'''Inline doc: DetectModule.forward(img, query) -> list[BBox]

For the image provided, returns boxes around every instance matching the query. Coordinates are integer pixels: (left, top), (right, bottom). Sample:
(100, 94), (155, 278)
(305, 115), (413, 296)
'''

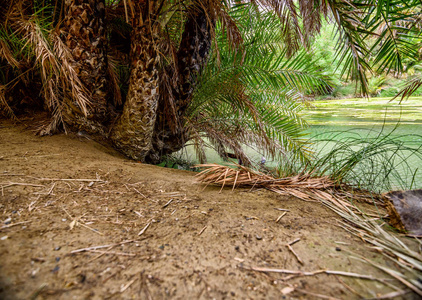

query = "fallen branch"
(79, 222), (103, 236)
(241, 265), (388, 282)
(287, 238), (301, 246)
(86, 249), (136, 257)
(120, 278), (137, 293)
(287, 244), (303, 265)
(1, 221), (31, 230)
(0, 174), (25, 176)
(63, 206), (103, 236)
(30, 177), (105, 182)
(366, 290), (411, 300)
(0, 182), (45, 187)
(275, 212), (287, 223)
(70, 240), (138, 254)
(352, 256), (422, 297)
(162, 199), (173, 208)
(87, 246), (114, 263)
(286, 238), (303, 264)
(132, 187), (147, 198)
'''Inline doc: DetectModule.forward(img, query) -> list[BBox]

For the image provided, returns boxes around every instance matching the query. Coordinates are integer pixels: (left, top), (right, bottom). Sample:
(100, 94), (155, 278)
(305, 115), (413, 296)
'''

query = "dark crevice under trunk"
(146, 5), (214, 163)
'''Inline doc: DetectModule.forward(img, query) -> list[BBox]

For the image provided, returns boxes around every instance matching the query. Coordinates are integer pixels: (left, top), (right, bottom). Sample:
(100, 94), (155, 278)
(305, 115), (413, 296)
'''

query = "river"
(303, 97), (422, 191)
(178, 97), (422, 191)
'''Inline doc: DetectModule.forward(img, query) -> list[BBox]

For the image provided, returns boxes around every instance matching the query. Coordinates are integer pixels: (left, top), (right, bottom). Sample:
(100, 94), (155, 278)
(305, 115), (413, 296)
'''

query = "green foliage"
(187, 5), (334, 164)
(310, 1), (422, 99)
(329, 83), (359, 99)
(156, 154), (195, 170)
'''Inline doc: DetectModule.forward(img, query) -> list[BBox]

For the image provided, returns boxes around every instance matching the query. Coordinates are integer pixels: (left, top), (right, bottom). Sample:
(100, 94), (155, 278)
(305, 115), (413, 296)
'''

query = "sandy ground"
(0, 118), (420, 299)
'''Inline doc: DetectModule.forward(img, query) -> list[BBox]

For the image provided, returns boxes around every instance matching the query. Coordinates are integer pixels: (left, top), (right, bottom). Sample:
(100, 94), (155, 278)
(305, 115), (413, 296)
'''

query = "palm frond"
(367, 0), (422, 75)
(0, 39), (20, 69)
(2, 2), (93, 133)
(185, 6), (332, 164)
(395, 77), (422, 101)
(15, 19), (62, 113)
(326, 0), (372, 95)
(107, 53), (122, 106)
(0, 84), (17, 119)
(51, 32), (90, 116)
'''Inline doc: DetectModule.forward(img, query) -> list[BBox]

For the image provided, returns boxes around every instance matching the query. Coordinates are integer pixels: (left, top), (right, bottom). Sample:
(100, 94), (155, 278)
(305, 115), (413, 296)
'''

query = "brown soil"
(0, 119), (419, 299)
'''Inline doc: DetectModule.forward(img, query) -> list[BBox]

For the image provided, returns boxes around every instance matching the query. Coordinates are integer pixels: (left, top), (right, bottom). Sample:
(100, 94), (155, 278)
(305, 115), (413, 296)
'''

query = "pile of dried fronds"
(196, 163), (336, 190)
(195, 163), (381, 210)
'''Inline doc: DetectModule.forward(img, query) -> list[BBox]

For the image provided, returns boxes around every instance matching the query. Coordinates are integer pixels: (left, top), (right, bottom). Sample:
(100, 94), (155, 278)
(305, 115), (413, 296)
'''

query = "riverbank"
(1, 119), (420, 299)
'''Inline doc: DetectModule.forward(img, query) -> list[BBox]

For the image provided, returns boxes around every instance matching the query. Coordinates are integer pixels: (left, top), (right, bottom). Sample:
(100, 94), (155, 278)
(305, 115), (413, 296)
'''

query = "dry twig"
(86, 249), (136, 257)
(286, 244), (303, 265)
(138, 222), (151, 236)
(70, 240), (138, 254)
(241, 265), (388, 283)
(120, 278), (137, 293)
(162, 199), (173, 208)
(1, 221), (31, 230)
(275, 212), (287, 223)
(198, 226), (207, 236)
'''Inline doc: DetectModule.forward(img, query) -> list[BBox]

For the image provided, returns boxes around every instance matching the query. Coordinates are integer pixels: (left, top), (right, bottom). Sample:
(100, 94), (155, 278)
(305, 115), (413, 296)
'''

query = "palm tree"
(60, 0), (110, 134)
(111, 1), (217, 162)
(110, 0), (162, 161)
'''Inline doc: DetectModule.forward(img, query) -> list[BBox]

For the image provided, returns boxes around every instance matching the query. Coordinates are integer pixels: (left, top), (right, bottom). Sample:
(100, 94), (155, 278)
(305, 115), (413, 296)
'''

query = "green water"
(304, 97), (422, 144)
(303, 97), (422, 191)
(305, 97), (422, 127)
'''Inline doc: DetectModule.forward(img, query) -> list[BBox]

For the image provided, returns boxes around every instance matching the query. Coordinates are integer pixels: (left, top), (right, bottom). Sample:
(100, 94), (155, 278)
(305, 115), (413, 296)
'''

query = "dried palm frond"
(36, 105), (65, 136)
(51, 33), (90, 117)
(190, 128), (207, 164)
(0, 39), (20, 68)
(0, 85), (17, 119)
(196, 163), (337, 196)
(195, 164), (390, 208)
(217, 7), (243, 51)
(16, 19), (59, 82)
(394, 78), (422, 102)
(9, 13), (92, 134)
(323, 197), (422, 295)
(9, 19), (64, 133)
(196, 163), (390, 215)
(107, 54), (122, 106)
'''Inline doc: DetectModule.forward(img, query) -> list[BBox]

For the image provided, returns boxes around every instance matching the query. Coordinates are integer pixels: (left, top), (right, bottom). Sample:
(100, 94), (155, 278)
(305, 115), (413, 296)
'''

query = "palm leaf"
(186, 6), (331, 164)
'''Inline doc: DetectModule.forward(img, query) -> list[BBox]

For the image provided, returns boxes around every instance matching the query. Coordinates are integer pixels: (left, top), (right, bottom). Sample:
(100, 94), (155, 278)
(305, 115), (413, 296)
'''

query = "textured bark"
(146, 5), (213, 163)
(110, 1), (160, 161)
(61, 0), (109, 133)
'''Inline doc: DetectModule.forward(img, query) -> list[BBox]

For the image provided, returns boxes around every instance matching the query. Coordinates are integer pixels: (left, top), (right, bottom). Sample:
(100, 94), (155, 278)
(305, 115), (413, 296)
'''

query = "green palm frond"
(249, 0), (421, 97)
(366, 0), (422, 75)
(328, 0), (421, 95)
(325, 0), (373, 95)
(186, 5), (331, 164)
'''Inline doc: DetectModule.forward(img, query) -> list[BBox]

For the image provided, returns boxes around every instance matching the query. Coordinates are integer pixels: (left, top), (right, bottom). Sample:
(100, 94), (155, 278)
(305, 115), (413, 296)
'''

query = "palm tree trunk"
(110, 1), (160, 161)
(146, 5), (213, 163)
(60, 0), (109, 133)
